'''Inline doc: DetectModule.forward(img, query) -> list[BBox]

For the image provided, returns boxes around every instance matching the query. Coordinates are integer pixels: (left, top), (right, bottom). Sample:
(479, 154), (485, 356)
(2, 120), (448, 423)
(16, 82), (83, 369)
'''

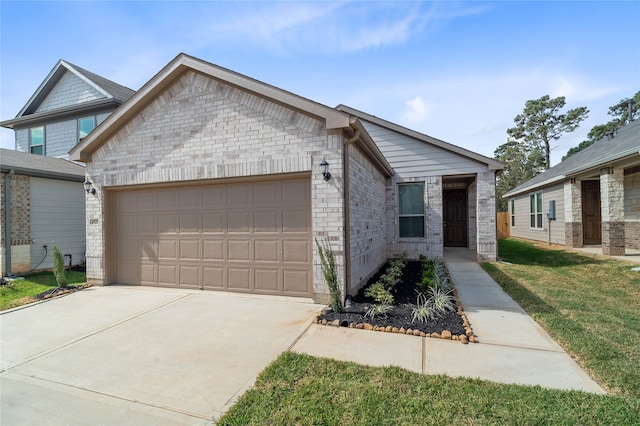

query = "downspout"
(4, 170), (14, 277)
(343, 123), (360, 298)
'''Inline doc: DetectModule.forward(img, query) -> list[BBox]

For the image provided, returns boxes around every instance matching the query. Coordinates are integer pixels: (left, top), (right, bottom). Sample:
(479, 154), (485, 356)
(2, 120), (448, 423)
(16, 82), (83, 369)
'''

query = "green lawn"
(483, 238), (640, 400)
(0, 271), (87, 311)
(219, 238), (640, 424)
(218, 352), (638, 426)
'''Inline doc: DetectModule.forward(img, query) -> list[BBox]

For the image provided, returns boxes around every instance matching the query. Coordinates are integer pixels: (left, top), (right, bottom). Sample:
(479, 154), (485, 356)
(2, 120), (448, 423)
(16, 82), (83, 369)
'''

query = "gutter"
(0, 98), (121, 129)
(0, 165), (84, 182)
(4, 170), (14, 277)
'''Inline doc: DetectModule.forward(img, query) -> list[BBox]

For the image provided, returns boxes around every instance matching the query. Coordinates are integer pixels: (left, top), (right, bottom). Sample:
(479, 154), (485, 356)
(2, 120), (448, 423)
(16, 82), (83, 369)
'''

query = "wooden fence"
(497, 211), (510, 240)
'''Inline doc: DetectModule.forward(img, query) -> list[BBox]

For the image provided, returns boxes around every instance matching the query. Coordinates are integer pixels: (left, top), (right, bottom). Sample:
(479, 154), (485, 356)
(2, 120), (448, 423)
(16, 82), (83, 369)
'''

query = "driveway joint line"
(469, 341), (565, 353)
(5, 293), (192, 370)
(5, 370), (212, 421)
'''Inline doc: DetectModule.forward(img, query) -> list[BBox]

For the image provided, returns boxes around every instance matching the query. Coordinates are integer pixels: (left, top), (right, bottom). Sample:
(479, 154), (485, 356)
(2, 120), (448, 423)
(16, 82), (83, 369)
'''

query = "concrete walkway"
(292, 248), (604, 394)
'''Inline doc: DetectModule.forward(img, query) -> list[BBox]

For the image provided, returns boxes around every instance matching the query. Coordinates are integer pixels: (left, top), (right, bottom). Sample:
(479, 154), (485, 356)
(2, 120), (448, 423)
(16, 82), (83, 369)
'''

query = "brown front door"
(443, 189), (467, 247)
(582, 180), (601, 245)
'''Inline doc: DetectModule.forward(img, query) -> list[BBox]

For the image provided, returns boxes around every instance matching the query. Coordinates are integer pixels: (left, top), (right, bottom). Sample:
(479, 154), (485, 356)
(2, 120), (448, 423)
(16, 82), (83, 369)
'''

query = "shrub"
(52, 246), (67, 288)
(429, 286), (456, 315)
(365, 282), (394, 305)
(315, 237), (342, 313)
(364, 303), (392, 319)
(378, 252), (407, 290)
(412, 292), (437, 323)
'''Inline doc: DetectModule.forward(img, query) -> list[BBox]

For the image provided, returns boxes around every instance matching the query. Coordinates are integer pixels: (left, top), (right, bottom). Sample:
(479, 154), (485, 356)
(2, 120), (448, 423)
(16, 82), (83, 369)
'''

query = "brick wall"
(476, 171), (497, 261)
(0, 173), (31, 275)
(624, 171), (640, 249)
(37, 71), (103, 112)
(85, 70), (346, 301)
(348, 143), (387, 295)
(386, 175), (443, 259)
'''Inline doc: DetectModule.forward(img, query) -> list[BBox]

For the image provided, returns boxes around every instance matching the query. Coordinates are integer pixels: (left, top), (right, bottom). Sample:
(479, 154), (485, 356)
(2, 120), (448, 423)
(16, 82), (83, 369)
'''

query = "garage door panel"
(203, 267), (225, 289)
(228, 240), (251, 261)
(203, 212), (224, 233)
(228, 268), (251, 290)
(255, 240), (279, 262)
(283, 270), (310, 294)
(179, 266), (200, 287)
(227, 212), (251, 233)
(203, 240), (225, 261)
(158, 240), (177, 260)
(179, 240), (200, 260)
(255, 269), (279, 293)
(254, 210), (279, 233)
(283, 240), (310, 263)
(113, 177), (311, 297)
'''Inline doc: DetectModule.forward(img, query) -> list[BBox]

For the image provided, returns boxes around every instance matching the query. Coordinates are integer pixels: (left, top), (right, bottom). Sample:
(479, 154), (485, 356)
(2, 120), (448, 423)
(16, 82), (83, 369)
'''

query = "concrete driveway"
(1, 286), (323, 425)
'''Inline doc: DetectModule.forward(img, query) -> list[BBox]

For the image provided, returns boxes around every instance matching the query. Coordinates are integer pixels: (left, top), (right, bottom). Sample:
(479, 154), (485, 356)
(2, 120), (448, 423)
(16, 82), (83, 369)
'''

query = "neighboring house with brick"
(70, 53), (503, 303)
(504, 118), (640, 256)
(1, 148), (86, 276)
(1, 59), (134, 159)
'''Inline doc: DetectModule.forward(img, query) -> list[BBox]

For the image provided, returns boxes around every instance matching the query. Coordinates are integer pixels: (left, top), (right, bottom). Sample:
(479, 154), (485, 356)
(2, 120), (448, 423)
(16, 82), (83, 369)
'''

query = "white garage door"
(112, 177), (312, 297)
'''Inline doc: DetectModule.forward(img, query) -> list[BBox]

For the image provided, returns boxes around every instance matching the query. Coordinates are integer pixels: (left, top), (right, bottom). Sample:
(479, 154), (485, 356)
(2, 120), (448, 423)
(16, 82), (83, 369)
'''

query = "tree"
(494, 138), (545, 211)
(507, 95), (589, 169)
(563, 91), (640, 160)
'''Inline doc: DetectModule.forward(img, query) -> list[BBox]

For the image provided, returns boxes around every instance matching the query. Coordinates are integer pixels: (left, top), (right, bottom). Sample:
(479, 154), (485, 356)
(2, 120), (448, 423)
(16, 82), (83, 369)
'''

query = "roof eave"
(350, 118), (395, 178)
(71, 53), (352, 162)
(1, 98), (121, 129)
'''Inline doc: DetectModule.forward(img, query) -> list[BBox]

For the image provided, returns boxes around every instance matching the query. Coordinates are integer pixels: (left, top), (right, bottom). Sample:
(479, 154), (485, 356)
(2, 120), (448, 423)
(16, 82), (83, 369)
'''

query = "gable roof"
(504, 118), (640, 198)
(0, 60), (134, 129)
(70, 53), (353, 162)
(0, 148), (85, 181)
(336, 105), (504, 171)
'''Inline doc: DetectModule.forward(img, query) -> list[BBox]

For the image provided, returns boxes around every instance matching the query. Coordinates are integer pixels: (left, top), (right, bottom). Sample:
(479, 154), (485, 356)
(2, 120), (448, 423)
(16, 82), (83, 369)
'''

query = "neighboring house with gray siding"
(1, 148), (86, 276)
(69, 54), (503, 303)
(1, 59), (134, 159)
(504, 118), (640, 256)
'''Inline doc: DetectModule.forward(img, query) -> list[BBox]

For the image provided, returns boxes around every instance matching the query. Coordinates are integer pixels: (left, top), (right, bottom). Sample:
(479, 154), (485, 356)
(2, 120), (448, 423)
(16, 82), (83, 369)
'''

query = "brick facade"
(601, 167), (625, 255)
(348, 143), (387, 294)
(0, 173), (31, 275)
(563, 179), (583, 247)
(476, 171), (497, 261)
(85, 70), (346, 301)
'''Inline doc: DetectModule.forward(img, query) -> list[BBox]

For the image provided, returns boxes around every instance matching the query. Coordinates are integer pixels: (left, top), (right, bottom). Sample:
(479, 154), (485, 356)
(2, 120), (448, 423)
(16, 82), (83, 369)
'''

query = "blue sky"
(1, 1), (639, 165)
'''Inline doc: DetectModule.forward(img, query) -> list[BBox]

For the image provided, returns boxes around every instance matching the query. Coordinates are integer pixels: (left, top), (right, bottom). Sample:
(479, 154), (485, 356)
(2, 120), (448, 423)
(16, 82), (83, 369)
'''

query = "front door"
(443, 189), (467, 247)
(582, 180), (602, 245)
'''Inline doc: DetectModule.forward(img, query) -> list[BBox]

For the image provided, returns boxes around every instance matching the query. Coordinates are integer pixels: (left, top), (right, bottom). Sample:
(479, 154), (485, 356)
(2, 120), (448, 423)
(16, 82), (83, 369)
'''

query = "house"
(504, 118), (640, 255)
(1, 148), (86, 276)
(69, 53), (502, 303)
(1, 59), (134, 159)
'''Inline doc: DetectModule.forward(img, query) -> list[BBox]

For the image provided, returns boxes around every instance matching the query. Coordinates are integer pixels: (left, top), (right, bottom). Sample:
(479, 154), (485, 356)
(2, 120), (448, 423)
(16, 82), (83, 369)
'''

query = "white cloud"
(402, 96), (433, 122)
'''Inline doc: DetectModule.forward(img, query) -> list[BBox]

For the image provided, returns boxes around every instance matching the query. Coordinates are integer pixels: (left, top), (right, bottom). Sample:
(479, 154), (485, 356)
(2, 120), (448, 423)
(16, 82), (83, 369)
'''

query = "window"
(510, 199), (515, 227)
(78, 116), (96, 140)
(29, 126), (44, 155)
(529, 192), (543, 229)
(398, 183), (425, 238)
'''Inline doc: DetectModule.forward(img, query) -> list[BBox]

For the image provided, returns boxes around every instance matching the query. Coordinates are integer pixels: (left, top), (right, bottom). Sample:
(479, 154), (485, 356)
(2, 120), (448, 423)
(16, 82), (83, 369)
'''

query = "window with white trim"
(78, 116), (96, 140)
(398, 183), (425, 238)
(529, 192), (543, 229)
(29, 126), (44, 155)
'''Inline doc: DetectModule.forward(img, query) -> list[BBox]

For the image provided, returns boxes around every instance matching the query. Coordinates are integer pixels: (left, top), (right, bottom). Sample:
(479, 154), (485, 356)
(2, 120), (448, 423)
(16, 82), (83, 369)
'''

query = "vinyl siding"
(36, 71), (104, 113)
(361, 120), (488, 178)
(30, 177), (86, 270)
(510, 183), (566, 245)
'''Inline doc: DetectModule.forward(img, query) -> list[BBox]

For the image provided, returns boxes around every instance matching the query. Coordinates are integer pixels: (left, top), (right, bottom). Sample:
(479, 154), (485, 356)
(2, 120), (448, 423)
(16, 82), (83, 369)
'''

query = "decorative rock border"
(313, 261), (478, 345)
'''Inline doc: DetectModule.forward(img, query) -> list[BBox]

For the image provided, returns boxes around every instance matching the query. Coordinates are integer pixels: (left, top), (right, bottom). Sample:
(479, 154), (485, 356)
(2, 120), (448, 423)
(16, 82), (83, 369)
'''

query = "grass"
(218, 352), (638, 425)
(483, 239), (640, 401)
(219, 238), (640, 424)
(0, 270), (87, 311)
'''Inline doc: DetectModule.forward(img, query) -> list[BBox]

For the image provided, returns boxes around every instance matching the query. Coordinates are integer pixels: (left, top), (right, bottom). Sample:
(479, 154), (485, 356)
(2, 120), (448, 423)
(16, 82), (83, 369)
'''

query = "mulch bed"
(36, 284), (92, 300)
(316, 261), (476, 344)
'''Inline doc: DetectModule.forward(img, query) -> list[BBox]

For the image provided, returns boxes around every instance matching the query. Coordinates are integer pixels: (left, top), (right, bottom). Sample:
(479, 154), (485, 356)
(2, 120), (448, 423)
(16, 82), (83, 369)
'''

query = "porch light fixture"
(83, 178), (96, 195)
(320, 160), (331, 181)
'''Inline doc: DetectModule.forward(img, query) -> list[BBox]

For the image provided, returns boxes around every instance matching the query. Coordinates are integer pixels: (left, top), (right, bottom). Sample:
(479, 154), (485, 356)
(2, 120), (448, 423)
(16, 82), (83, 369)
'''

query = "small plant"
(412, 292), (437, 323)
(429, 286), (456, 316)
(315, 237), (342, 313)
(378, 252), (407, 291)
(365, 282), (394, 305)
(364, 303), (392, 319)
(52, 246), (67, 288)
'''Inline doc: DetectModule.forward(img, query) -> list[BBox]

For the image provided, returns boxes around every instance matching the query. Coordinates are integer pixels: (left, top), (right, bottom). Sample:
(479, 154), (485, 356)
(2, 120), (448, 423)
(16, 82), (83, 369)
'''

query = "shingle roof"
(0, 148), (85, 181)
(504, 119), (640, 197)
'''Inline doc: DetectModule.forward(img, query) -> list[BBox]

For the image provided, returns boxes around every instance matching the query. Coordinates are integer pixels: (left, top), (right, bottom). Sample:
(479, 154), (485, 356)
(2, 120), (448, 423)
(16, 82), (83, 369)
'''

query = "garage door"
(112, 177), (312, 297)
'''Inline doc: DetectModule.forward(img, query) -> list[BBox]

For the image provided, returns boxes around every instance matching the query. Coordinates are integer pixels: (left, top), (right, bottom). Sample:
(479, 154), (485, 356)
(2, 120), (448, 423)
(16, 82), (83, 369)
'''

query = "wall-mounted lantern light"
(83, 178), (96, 195)
(320, 160), (331, 181)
